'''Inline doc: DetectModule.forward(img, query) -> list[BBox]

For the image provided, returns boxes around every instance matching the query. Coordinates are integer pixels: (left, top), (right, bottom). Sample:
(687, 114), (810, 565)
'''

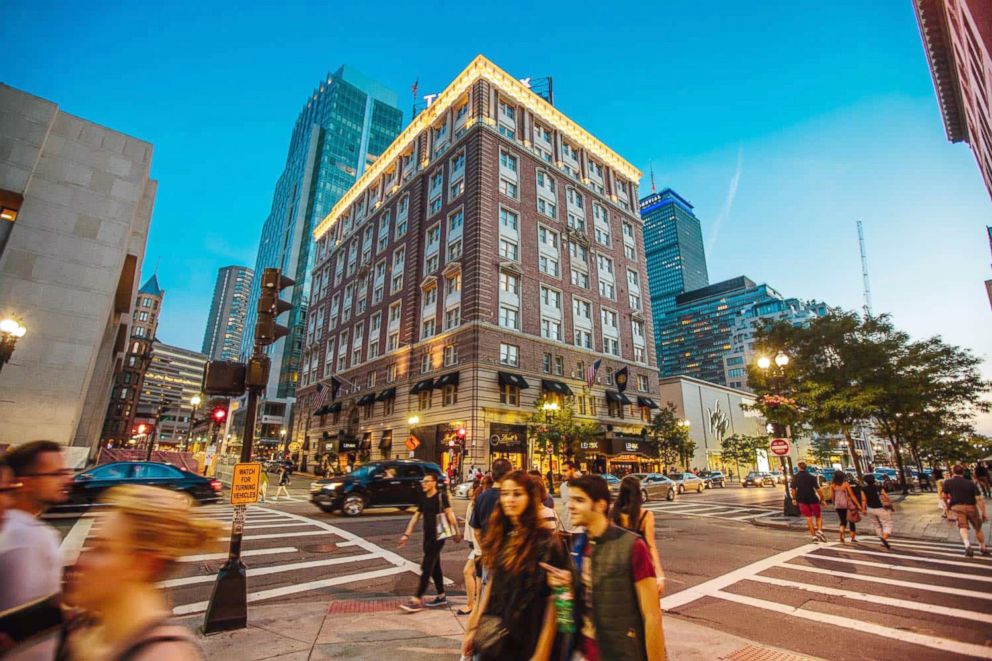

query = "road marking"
(59, 516), (94, 565)
(860, 537), (975, 553)
(159, 552), (380, 588)
(662, 543), (821, 611)
(871, 541), (992, 562)
(221, 530), (332, 542)
(813, 546), (992, 569)
(172, 565), (409, 615)
(178, 547), (298, 562)
(711, 589), (992, 659)
(230, 522), (318, 530)
(793, 554), (992, 582)
(774, 563), (992, 600)
(746, 574), (992, 623)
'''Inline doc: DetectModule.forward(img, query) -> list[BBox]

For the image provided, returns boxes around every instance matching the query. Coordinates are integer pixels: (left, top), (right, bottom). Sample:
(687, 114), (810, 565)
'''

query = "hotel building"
(295, 56), (661, 473)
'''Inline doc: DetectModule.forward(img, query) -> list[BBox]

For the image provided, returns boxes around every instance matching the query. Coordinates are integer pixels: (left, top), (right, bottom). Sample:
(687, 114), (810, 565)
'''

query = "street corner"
(315, 597), (466, 646)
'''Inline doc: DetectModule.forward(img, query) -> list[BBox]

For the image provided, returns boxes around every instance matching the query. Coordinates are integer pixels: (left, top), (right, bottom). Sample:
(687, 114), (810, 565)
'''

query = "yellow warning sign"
(230, 463), (261, 505)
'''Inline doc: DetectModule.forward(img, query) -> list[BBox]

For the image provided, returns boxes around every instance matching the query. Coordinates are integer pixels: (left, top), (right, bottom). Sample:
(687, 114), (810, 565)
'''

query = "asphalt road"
(49, 478), (992, 659)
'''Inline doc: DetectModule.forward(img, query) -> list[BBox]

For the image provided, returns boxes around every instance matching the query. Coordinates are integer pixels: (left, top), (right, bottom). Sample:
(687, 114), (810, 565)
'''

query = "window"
(543, 353), (552, 373)
(499, 270), (519, 295)
(444, 306), (461, 329)
(536, 170), (557, 193)
(632, 319), (645, 339)
(447, 239), (462, 261)
(499, 208), (518, 231)
(443, 384), (458, 406)
(500, 151), (518, 172)
(423, 285), (437, 307)
(421, 352), (433, 374)
(567, 212), (585, 232)
(597, 254), (614, 275)
(499, 238), (518, 261)
(572, 298), (592, 320)
(499, 101), (515, 121)
(634, 346), (646, 363)
(499, 306), (519, 330)
(418, 390), (432, 410)
(448, 210), (464, 233)
(540, 286), (561, 309)
(444, 345), (458, 366)
(539, 255), (559, 277)
(388, 301), (402, 324)
(627, 269), (640, 288)
(601, 309), (618, 328)
(368, 371), (377, 389)
(425, 254), (439, 273)
(537, 198), (556, 219)
(500, 178), (518, 199)
(450, 151), (465, 175)
(628, 293), (641, 310)
(599, 280), (615, 300)
(427, 224), (441, 246)
(499, 343), (519, 366)
(574, 329), (593, 349)
(422, 318), (436, 339)
(554, 355), (564, 376)
(387, 363), (397, 382)
(595, 226), (611, 247)
(500, 384), (520, 406)
(571, 269), (589, 289)
(387, 331), (399, 351)
(603, 337), (620, 356)
(624, 243), (636, 260)
(445, 272), (461, 296)
(541, 318), (562, 341)
(637, 374), (649, 392)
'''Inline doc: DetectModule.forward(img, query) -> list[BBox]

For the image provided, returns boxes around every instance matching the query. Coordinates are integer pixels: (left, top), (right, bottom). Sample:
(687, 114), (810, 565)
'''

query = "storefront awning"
(497, 372), (530, 389)
(410, 379), (434, 394)
(312, 405), (330, 417)
(541, 379), (573, 396)
(433, 372), (460, 388)
(376, 387), (396, 401)
(637, 396), (659, 409)
(327, 402), (343, 414)
(355, 394), (376, 406)
(606, 390), (632, 405)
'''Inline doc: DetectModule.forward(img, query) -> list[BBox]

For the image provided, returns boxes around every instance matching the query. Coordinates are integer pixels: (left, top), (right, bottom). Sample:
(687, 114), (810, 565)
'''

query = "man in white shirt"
(0, 441), (72, 660)
(558, 461), (583, 532)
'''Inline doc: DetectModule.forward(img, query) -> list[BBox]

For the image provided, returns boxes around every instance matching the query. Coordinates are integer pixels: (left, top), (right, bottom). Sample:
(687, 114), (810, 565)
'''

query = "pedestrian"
(458, 481), (482, 616)
(862, 474), (893, 549)
(58, 485), (222, 660)
(258, 461), (269, 503)
(461, 471), (569, 660)
(830, 471), (864, 544)
(399, 472), (461, 612)
(558, 461), (582, 533)
(791, 462), (825, 542)
(528, 469), (558, 529)
(545, 474), (666, 661)
(934, 468), (953, 523)
(0, 441), (72, 661)
(943, 464), (989, 557)
(274, 461), (292, 500)
(545, 467), (555, 497)
(610, 475), (666, 594)
(975, 460), (991, 498)
(469, 458), (513, 567)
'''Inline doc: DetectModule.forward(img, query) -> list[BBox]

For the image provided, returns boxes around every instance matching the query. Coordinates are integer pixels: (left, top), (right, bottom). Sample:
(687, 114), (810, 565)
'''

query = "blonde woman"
(59, 485), (223, 660)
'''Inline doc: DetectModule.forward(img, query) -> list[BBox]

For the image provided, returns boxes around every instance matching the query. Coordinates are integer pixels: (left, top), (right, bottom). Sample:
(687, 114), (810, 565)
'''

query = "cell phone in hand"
(0, 594), (63, 645)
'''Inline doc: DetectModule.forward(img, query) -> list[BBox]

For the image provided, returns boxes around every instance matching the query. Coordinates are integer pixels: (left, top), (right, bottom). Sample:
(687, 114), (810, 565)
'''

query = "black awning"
(497, 372), (530, 389)
(327, 402), (343, 414)
(433, 372), (460, 388)
(312, 405), (330, 417)
(410, 379), (434, 394)
(637, 396), (659, 409)
(356, 394), (376, 406)
(542, 379), (574, 396)
(376, 387), (396, 401)
(606, 390), (632, 405)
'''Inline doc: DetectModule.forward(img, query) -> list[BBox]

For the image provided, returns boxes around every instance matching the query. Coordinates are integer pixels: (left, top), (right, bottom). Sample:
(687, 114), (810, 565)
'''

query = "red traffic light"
(456, 427), (467, 439)
(211, 406), (227, 425)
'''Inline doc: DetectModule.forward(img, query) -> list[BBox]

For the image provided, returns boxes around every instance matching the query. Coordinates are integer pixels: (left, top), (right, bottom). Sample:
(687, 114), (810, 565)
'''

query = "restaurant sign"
(489, 423), (527, 452)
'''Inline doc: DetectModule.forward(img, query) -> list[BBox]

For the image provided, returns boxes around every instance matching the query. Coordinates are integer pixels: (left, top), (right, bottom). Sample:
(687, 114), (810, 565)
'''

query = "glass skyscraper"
(242, 66), (402, 400)
(202, 265), (253, 361)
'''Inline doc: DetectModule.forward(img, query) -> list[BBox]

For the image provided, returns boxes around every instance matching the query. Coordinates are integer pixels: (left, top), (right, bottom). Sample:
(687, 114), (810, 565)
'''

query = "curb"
(750, 509), (958, 543)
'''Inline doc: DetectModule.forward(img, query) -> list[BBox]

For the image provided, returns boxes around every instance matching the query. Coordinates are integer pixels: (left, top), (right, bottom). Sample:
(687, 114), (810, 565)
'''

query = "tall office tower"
(639, 189), (709, 360)
(241, 66), (403, 420)
(915, 0), (992, 199)
(135, 341), (208, 446)
(656, 276), (785, 385)
(101, 275), (164, 445)
(0, 84), (157, 453)
(721, 297), (831, 390)
(202, 265), (253, 361)
(297, 55), (660, 475)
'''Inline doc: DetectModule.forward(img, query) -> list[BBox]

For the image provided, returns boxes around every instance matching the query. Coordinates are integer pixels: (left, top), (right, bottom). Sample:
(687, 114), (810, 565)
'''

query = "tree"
(647, 403), (693, 470)
(808, 436), (839, 467)
(720, 434), (767, 480)
(526, 394), (599, 459)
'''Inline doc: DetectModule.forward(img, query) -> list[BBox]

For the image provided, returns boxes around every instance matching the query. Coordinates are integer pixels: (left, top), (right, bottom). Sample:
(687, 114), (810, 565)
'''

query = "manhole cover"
(302, 543), (340, 553)
(327, 598), (406, 614)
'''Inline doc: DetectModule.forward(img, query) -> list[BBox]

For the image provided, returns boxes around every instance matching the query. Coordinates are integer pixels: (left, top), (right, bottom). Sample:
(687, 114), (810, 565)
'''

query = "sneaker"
(965, 546), (974, 558)
(815, 530), (826, 542)
(881, 538), (891, 550)
(424, 595), (447, 608)
(811, 536), (820, 544)
(980, 549), (990, 557)
(400, 598), (424, 613)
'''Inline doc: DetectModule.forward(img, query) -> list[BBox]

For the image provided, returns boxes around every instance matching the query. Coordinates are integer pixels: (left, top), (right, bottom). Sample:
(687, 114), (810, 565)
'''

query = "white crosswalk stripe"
(644, 499), (776, 523)
(662, 539), (992, 658)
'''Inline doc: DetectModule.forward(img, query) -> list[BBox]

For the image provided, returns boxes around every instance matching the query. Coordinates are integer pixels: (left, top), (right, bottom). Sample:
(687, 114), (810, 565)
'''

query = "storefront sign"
(339, 437), (359, 452)
(608, 436), (654, 457)
(578, 438), (610, 455)
(489, 423), (527, 452)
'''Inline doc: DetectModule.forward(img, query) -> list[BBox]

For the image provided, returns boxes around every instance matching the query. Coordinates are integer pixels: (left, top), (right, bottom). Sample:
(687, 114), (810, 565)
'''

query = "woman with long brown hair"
(610, 475), (665, 594)
(461, 470), (569, 661)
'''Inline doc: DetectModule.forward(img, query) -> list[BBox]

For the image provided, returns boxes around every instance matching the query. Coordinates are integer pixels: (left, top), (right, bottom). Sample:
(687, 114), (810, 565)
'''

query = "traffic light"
(203, 361), (247, 396)
(211, 406), (227, 426)
(255, 268), (295, 346)
(456, 427), (467, 443)
(136, 423), (147, 435)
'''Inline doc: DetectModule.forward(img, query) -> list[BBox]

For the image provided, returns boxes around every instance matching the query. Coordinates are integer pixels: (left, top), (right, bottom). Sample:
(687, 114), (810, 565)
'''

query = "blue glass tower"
(242, 66), (402, 399)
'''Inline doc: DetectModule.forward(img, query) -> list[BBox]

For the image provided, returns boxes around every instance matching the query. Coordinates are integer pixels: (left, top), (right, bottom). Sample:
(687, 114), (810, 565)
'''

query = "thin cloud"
(707, 146), (743, 255)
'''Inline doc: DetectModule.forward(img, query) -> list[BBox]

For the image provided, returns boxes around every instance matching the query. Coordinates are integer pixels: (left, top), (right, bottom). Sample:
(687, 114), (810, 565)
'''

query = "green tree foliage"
(647, 402), (693, 469)
(720, 434), (767, 478)
(526, 393), (599, 456)
(808, 436), (840, 466)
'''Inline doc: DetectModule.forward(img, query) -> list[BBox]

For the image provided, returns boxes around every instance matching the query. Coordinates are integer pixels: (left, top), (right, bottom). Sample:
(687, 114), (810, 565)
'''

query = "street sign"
(769, 438), (792, 456)
(230, 462), (261, 505)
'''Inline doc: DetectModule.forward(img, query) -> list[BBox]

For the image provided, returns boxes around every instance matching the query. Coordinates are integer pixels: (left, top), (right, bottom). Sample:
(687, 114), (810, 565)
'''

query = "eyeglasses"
(0, 481), (23, 492)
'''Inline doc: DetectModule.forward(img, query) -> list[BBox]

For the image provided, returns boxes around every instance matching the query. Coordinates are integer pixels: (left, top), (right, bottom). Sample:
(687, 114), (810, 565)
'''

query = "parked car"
(743, 471), (776, 487)
(769, 470), (787, 485)
(603, 473), (622, 497)
(48, 461), (222, 514)
(667, 472), (706, 494)
(699, 470), (727, 488)
(310, 460), (446, 516)
(629, 473), (677, 502)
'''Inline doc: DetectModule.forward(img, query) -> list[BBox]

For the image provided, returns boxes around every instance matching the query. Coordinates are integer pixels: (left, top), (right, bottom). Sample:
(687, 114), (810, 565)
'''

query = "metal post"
(774, 422), (800, 517)
(202, 359), (262, 633)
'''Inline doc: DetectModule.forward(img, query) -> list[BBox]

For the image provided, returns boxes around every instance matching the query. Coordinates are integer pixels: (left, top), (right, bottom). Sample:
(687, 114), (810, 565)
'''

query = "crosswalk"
(74, 502), (440, 616)
(645, 499), (777, 523)
(662, 536), (992, 658)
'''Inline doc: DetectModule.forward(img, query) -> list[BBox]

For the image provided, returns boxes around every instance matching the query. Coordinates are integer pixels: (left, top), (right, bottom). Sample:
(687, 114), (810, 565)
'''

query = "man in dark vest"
(543, 474), (665, 660)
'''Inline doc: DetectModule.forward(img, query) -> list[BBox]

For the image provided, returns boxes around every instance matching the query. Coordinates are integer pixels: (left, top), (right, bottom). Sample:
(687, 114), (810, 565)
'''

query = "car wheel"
(698, 484), (704, 493)
(318, 505), (335, 513)
(742, 483), (748, 488)
(720, 480), (726, 488)
(341, 495), (365, 517)
(666, 488), (675, 501)
(641, 489), (649, 503)
(678, 484), (684, 494)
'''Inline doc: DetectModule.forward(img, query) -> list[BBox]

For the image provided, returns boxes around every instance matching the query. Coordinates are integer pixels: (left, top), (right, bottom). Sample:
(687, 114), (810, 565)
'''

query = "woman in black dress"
(461, 470), (569, 661)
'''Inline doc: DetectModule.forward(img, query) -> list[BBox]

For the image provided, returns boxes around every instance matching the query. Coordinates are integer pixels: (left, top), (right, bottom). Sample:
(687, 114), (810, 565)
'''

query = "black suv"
(699, 470), (727, 488)
(309, 460), (446, 516)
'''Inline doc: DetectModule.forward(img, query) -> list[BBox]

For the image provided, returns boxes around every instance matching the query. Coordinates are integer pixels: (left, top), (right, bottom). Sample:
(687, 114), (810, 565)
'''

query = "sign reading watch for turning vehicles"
(769, 438), (792, 456)
(230, 463), (261, 505)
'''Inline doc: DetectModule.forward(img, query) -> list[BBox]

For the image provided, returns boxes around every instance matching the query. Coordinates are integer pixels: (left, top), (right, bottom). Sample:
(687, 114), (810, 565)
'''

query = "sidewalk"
(175, 596), (820, 660)
(752, 491), (971, 543)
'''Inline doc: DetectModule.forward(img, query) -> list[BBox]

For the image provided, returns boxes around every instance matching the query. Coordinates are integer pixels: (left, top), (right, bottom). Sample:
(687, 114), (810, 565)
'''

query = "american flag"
(585, 358), (602, 389)
(312, 382), (330, 411)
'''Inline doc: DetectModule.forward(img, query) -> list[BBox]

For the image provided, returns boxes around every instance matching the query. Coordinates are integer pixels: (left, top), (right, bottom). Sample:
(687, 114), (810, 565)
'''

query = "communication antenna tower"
(857, 220), (873, 317)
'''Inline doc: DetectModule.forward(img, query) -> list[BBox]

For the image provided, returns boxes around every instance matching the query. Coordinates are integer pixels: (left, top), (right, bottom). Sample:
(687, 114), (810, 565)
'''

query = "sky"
(5, 0), (991, 431)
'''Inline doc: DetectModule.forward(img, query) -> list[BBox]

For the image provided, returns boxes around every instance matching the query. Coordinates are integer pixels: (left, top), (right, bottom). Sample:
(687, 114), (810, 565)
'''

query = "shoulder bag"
(435, 493), (456, 540)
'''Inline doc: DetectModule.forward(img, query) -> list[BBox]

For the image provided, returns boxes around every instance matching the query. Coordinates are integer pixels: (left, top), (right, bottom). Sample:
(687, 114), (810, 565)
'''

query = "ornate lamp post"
(757, 351), (800, 517)
(184, 394), (202, 452)
(0, 317), (27, 374)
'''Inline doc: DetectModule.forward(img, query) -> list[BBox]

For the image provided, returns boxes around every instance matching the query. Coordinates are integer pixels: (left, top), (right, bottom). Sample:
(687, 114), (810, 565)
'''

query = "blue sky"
(5, 1), (991, 430)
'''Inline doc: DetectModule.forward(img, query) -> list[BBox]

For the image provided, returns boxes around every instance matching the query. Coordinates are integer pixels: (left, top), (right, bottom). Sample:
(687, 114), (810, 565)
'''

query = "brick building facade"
(295, 56), (660, 475)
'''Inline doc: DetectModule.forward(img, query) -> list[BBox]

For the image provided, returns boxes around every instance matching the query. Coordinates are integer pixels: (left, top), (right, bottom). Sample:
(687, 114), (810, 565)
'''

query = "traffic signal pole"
(203, 268), (293, 634)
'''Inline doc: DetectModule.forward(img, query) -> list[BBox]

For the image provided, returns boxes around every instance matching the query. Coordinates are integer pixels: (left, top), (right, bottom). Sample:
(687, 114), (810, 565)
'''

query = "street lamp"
(757, 351), (800, 517)
(542, 400), (559, 424)
(407, 415), (420, 427)
(184, 394), (202, 452)
(0, 317), (27, 374)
